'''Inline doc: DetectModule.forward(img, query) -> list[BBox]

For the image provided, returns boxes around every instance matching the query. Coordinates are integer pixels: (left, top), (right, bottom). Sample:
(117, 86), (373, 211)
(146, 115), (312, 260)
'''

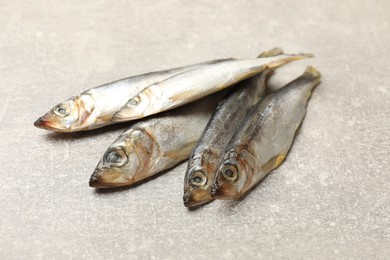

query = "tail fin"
(304, 66), (321, 79)
(299, 53), (314, 58)
(266, 53), (314, 70)
(257, 47), (284, 58)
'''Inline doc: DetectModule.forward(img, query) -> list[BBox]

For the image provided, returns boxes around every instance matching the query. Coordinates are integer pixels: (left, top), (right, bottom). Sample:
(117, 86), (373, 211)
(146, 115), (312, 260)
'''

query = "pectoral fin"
(260, 154), (286, 173)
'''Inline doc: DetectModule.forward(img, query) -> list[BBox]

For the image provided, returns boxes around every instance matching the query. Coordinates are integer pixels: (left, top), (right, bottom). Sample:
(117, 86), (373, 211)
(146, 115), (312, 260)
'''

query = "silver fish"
(212, 66), (321, 199)
(33, 59), (232, 132)
(182, 49), (282, 207)
(89, 93), (224, 188)
(113, 51), (312, 122)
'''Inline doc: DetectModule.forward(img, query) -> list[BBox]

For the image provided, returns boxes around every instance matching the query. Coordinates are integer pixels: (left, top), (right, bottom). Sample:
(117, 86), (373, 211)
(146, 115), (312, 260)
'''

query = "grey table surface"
(1, 0), (389, 259)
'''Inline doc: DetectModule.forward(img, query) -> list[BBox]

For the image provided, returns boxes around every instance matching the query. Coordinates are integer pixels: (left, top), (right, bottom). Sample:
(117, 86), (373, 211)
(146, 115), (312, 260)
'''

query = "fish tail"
(303, 66), (321, 79)
(298, 53), (314, 58)
(295, 66), (322, 96)
(266, 53), (314, 69)
(257, 47), (284, 58)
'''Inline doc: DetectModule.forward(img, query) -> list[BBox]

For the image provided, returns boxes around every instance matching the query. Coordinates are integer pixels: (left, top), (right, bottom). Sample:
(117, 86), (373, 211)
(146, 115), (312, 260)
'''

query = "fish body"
(212, 66), (321, 199)
(181, 49), (283, 207)
(183, 72), (269, 207)
(89, 93), (224, 188)
(34, 59), (232, 132)
(113, 52), (312, 122)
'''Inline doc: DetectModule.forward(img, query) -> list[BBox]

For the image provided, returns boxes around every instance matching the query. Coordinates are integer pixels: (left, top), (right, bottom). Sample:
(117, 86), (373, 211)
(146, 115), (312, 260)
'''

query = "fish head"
(34, 95), (95, 132)
(113, 90), (152, 122)
(211, 147), (256, 199)
(89, 128), (159, 188)
(89, 145), (131, 188)
(183, 152), (218, 207)
(183, 169), (212, 207)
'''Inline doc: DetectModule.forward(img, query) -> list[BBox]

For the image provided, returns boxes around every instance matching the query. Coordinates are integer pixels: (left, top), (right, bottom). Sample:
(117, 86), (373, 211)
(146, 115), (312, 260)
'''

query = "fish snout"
(112, 111), (124, 122)
(183, 192), (192, 207)
(89, 179), (100, 188)
(112, 110), (132, 122)
(89, 169), (107, 188)
(88, 178), (109, 188)
(34, 115), (67, 132)
(34, 117), (47, 129)
(89, 168), (125, 188)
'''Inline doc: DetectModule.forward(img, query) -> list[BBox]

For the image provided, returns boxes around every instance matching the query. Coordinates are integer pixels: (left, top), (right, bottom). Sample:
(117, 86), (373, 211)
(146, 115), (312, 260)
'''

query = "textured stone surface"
(1, 0), (389, 259)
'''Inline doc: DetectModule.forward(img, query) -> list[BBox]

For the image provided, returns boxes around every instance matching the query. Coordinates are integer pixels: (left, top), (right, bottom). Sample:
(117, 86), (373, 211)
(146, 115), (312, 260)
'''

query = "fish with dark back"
(212, 66), (321, 200)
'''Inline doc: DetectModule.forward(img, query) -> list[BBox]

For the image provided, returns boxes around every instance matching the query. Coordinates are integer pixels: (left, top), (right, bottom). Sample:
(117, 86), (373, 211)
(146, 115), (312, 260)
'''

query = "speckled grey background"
(1, 0), (389, 259)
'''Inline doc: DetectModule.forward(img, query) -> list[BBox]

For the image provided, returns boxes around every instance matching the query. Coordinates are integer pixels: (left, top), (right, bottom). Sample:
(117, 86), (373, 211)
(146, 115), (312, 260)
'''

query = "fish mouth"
(89, 168), (128, 188)
(34, 117), (51, 130)
(183, 189), (213, 208)
(34, 117), (67, 132)
(89, 176), (112, 188)
(112, 109), (135, 122)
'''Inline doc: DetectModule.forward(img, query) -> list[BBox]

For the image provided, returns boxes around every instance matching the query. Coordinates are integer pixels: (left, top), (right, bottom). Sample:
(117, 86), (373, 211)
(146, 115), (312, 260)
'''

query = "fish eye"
(129, 95), (141, 106)
(54, 104), (70, 117)
(221, 164), (239, 182)
(190, 171), (207, 187)
(58, 108), (66, 114)
(104, 148), (128, 166)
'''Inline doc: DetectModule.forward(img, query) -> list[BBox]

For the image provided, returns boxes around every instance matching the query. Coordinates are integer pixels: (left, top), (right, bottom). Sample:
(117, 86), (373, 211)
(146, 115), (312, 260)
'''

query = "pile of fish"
(34, 48), (321, 208)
